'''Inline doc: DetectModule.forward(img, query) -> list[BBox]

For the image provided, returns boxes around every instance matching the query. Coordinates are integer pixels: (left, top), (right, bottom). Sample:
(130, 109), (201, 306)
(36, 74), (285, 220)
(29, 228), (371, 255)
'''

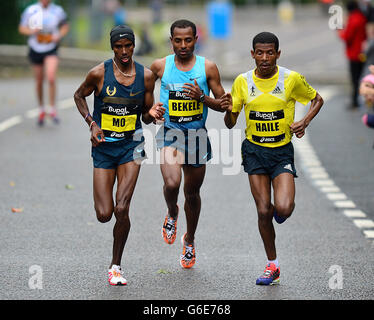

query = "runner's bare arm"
(142, 67), (165, 124)
(221, 93), (238, 129)
(183, 59), (228, 112)
(74, 64), (105, 146)
(150, 58), (166, 81)
(290, 92), (324, 138)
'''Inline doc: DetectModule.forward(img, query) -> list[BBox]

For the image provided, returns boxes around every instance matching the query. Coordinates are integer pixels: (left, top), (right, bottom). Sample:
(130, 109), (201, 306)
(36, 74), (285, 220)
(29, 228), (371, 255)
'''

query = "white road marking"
(326, 193), (347, 201)
(353, 219), (374, 229)
(0, 115), (22, 132)
(294, 86), (373, 244)
(343, 210), (366, 218)
(0, 98), (75, 128)
(363, 230), (374, 239)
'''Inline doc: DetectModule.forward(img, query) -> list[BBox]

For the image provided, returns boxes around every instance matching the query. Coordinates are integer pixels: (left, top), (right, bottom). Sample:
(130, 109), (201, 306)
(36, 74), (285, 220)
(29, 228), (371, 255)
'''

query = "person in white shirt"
(19, 0), (69, 125)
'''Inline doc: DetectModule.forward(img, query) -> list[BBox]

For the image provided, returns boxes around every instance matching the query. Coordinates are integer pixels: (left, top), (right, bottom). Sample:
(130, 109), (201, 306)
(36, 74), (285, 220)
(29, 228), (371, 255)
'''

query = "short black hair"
(252, 32), (279, 52)
(170, 19), (197, 37)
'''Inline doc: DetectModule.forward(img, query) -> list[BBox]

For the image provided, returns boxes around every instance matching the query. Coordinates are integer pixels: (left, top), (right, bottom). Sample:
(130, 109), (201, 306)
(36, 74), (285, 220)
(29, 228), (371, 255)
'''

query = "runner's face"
(251, 43), (280, 78)
(171, 27), (197, 60)
(113, 38), (135, 66)
(40, 0), (51, 8)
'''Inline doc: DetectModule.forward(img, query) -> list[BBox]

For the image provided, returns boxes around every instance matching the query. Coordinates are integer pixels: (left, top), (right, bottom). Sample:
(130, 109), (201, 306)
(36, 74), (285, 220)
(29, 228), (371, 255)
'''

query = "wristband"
(89, 120), (96, 131)
(84, 112), (91, 121)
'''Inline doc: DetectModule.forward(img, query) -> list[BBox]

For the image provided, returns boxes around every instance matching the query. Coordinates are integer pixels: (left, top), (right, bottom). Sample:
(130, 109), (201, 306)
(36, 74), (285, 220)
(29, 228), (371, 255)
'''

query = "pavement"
(0, 78), (373, 302)
(1, 2), (373, 306)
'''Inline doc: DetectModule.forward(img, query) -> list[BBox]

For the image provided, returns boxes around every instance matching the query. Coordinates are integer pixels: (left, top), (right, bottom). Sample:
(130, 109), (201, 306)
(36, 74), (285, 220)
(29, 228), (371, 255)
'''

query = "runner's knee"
(114, 199), (131, 221)
(95, 208), (113, 223)
(274, 201), (294, 218)
(184, 190), (200, 203)
(164, 177), (180, 194)
(256, 204), (273, 221)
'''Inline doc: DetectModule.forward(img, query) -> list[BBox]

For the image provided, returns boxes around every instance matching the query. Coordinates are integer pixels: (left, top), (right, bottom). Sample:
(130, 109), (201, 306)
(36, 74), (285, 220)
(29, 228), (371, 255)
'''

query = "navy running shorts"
(156, 126), (212, 167)
(28, 46), (58, 65)
(241, 138), (297, 180)
(91, 136), (146, 169)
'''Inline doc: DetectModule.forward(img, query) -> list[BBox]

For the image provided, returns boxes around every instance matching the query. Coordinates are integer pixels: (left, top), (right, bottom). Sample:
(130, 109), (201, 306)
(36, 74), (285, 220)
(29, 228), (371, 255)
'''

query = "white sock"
(267, 259), (279, 268)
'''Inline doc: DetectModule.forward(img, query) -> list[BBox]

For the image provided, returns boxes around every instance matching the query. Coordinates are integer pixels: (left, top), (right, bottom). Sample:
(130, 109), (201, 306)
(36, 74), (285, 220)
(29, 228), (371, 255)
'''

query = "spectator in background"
(338, 0), (367, 109)
(359, 65), (374, 129)
(19, 0), (69, 125)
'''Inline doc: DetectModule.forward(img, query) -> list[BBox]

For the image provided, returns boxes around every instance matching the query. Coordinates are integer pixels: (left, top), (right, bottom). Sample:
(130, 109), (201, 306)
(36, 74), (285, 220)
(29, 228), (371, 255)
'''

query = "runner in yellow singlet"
(222, 32), (324, 286)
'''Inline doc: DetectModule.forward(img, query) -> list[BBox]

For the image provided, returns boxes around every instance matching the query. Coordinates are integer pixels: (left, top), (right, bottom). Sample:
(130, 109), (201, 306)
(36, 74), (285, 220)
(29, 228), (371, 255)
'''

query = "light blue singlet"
(160, 54), (209, 131)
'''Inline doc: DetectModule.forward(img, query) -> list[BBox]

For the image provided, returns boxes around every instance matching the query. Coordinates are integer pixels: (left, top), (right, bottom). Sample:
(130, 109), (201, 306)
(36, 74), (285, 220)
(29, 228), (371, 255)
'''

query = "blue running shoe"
(273, 208), (287, 224)
(256, 263), (280, 285)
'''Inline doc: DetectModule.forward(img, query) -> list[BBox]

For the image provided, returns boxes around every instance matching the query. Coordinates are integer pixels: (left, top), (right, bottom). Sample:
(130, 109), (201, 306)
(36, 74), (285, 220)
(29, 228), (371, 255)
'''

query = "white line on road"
(0, 115), (23, 132)
(294, 86), (373, 244)
(0, 98), (75, 128)
(343, 209), (367, 218)
(353, 219), (374, 229)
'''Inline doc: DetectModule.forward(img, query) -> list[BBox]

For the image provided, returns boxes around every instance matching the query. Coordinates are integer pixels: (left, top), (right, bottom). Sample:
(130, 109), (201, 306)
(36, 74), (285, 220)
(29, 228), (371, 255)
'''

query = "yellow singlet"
(231, 66), (317, 148)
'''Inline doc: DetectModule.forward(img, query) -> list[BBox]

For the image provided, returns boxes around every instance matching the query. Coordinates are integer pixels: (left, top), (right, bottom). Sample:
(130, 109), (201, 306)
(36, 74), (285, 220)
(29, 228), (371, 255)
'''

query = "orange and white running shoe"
(38, 110), (45, 126)
(108, 265), (127, 286)
(49, 108), (59, 124)
(255, 263), (280, 286)
(180, 233), (196, 269)
(162, 205), (179, 244)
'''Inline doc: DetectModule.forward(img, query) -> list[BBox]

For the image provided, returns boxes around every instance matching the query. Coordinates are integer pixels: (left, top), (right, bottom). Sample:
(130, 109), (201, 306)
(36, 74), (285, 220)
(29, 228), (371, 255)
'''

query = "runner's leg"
(32, 63), (44, 108)
(44, 55), (59, 113)
(272, 172), (295, 220)
(182, 164), (206, 244)
(111, 161), (141, 267)
(93, 167), (116, 223)
(160, 146), (184, 218)
(248, 174), (276, 260)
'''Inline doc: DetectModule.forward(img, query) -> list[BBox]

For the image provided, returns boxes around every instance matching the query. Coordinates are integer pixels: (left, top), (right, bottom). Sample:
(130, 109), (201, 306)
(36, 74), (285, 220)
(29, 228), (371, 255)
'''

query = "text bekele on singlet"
(160, 54), (209, 130)
(93, 59), (145, 142)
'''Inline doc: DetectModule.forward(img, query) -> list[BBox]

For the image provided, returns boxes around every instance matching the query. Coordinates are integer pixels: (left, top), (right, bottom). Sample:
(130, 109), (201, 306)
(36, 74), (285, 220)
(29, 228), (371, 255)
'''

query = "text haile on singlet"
(168, 90), (203, 123)
(249, 109), (285, 144)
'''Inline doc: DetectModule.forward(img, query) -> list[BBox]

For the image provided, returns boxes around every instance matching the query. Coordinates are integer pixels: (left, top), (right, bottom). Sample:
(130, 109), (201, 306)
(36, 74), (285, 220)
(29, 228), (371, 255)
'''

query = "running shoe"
(255, 263), (280, 285)
(162, 205), (178, 244)
(49, 108), (59, 124)
(180, 233), (196, 269)
(38, 111), (45, 126)
(273, 209), (287, 224)
(108, 265), (127, 286)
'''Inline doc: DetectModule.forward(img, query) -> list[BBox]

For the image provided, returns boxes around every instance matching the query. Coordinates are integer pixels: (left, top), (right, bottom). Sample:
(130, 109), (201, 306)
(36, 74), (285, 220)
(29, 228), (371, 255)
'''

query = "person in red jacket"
(339, 0), (367, 109)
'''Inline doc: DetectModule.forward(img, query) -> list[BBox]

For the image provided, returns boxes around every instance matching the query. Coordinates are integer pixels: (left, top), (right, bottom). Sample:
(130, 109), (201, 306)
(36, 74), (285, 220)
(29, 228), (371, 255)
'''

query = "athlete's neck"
(174, 54), (196, 72)
(255, 65), (278, 79)
(113, 57), (134, 73)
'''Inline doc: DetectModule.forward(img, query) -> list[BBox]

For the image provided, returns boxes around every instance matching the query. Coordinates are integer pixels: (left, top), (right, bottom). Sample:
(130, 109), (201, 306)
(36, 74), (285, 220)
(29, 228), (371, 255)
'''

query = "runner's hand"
(182, 80), (202, 100)
(220, 92), (233, 112)
(90, 123), (105, 147)
(149, 102), (165, 122)
(290, 120), (306, 138)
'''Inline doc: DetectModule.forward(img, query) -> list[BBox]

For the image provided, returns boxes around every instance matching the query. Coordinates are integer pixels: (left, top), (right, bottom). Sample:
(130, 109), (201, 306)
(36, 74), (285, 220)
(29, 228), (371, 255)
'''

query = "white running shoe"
(108, 265), (127, 286)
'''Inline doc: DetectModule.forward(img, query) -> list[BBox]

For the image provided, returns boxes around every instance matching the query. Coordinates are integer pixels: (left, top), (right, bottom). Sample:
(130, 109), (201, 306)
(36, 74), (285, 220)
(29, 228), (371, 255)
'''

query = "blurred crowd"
(337, 0), (374, 132)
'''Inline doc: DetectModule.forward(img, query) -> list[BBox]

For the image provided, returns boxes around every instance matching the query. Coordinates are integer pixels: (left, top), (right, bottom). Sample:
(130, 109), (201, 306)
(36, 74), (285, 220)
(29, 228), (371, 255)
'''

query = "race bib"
(101, 105), (137, 139)
(37, 33), (53, 44)
(249, 109), (286, 144)
(168, 90), (203, 123)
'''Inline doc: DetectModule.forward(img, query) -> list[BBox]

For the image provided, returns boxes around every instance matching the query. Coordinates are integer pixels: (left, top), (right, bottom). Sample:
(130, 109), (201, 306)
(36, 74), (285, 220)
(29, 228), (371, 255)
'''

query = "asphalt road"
(0, 76), (373, 303)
